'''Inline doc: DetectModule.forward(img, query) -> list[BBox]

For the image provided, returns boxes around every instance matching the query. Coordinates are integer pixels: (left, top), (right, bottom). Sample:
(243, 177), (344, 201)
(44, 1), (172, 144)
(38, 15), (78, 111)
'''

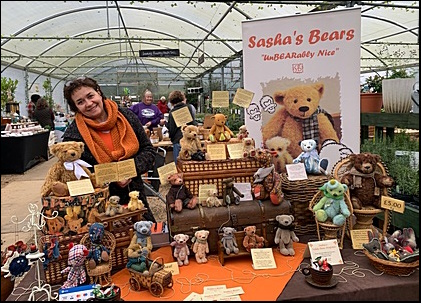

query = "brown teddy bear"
(261, 82), (339, 159)
(179, 125), (203, 161)
(340, 153), (394, 210)
(192, 230), (210, 263)
(265, 136), (293, 173)
(242, 225), (265, 252)
(208, 113), (235, 143)
(222, 177), (244, 206)
(41, 141), (96, 197)
(166, 172), (198, 212)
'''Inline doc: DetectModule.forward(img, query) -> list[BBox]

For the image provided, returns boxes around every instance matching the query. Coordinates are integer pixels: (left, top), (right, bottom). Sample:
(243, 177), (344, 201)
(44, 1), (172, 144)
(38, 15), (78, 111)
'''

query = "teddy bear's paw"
(315, 210), (328, 222)
(101, 251), (109, 262)
(288, 248), (296, 255)
(51, 182), (69, 197)
(88, 259), (96, 270)
(280, 248), (290, 255)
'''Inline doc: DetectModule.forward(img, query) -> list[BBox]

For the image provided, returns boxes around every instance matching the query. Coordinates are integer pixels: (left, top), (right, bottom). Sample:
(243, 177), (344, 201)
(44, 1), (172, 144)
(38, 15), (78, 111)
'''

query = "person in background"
(129, 89), (165, 131)
(157, 96), (169, 114)
(62, 77), (157, 222)
(33, 98), (55, 130)
(183, 95), (197, 123)
(167, 90), (198, 164)
(28, 94), (40, 120)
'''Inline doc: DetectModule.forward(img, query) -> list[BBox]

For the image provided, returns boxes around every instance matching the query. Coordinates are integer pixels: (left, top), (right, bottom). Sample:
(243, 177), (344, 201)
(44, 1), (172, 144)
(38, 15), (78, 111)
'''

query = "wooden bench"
(217, 230), (269, 266)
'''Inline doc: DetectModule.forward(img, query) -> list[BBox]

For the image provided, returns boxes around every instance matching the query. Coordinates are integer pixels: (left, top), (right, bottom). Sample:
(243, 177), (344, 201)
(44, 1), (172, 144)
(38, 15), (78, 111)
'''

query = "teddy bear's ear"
(77, 141), (85, 151)
(211, 115), (215, 120)
(313, 82), (324, 96)
(273, 91), (286, 105)
(289, 215), (295, 221)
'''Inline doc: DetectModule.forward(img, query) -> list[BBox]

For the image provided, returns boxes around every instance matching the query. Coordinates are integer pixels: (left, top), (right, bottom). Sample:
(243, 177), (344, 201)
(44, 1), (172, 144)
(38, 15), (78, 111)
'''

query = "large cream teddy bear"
(179, 125), (203, 161)
(41, 141), (97, 197)
(208, 113), (235, 143)
(261, 82), (339, 159)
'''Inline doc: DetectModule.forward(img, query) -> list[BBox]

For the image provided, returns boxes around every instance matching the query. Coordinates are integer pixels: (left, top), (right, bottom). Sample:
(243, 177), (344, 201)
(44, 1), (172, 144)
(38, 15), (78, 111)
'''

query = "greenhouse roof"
(1, 1), (419, 89)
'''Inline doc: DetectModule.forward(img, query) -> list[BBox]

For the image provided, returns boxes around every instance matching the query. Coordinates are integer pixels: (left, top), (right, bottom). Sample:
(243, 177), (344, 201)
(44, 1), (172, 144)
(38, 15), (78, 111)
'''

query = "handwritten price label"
(381, 196), (405, 213)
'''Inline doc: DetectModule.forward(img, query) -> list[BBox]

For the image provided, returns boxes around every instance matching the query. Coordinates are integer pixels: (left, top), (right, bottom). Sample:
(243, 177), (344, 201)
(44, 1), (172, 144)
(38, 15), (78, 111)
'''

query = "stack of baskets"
(280, 173), (328, 235)
(364, 250), (419, 275)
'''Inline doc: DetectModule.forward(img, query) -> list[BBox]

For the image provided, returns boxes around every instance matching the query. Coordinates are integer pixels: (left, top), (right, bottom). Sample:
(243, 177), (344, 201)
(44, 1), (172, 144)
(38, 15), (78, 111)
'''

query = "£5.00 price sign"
(381, 196), (405, 213)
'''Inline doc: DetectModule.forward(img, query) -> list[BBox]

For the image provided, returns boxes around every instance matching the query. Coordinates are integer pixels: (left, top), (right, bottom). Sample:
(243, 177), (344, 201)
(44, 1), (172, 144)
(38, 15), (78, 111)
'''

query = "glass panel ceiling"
(1, 1), (419, 89)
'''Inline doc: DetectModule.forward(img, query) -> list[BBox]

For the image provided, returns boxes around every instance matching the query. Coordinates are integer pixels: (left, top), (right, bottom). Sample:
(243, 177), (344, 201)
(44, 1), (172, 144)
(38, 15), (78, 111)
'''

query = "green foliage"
(42, 78), (54, 108)
(362, 68), (415, 93)
(1, 77), (18, 110)
(361, 132), (419, 197)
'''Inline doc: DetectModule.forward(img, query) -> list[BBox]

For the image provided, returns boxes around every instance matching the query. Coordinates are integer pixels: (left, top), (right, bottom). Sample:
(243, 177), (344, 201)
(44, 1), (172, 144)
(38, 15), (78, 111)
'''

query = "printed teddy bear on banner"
(41, 141), (97, 197)
(274, 215), (299, 256)
(340, 153), (394, 210)
(170, 233), (190, 266)
(166, 172), (198, 212)
(192, 230), (210, 264)
(208, 113), (235, 143)
(293, 139), (329, 175)
(261, 82), (339, 159)
(312, 179), (351, 226)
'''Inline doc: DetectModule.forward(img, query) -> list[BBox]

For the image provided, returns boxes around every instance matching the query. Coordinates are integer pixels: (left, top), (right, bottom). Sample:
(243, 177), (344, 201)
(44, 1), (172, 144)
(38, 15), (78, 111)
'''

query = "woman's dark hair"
(168, 90), (184, 106)
(63, 76), (105, 113)
(36, 98), (48, 110)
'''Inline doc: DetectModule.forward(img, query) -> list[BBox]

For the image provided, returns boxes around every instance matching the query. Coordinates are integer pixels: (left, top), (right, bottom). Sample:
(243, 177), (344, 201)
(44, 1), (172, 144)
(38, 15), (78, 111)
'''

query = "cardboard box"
(151, 222), (170, 248)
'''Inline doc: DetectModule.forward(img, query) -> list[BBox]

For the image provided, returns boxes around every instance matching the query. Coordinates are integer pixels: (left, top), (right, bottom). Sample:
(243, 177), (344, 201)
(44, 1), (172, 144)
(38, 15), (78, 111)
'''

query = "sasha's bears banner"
(242, 8), (361, 172)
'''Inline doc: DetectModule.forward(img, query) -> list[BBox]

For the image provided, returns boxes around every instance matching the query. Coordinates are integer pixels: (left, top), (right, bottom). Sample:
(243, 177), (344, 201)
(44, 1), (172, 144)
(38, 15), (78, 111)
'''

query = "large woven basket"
(364, 250), (419, 276)
(177, 158), (260, 197)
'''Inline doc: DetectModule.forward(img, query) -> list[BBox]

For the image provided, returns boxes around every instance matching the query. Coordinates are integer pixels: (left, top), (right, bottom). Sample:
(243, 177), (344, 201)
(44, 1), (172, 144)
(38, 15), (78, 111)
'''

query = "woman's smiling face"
(72, 86), (106, 121)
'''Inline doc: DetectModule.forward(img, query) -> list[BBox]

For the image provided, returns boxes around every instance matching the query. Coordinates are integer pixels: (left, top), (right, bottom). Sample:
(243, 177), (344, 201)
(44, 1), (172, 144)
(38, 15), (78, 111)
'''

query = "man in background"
(28, 94), (40, 120)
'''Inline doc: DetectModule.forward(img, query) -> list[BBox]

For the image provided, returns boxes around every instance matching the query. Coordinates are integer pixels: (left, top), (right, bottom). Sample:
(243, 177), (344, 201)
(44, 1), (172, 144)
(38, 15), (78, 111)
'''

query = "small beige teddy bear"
(105, 195), (123, 216)
(203, 188), (223, 207)
(242, 137), (256, 158)
(128, 190), (145, 211)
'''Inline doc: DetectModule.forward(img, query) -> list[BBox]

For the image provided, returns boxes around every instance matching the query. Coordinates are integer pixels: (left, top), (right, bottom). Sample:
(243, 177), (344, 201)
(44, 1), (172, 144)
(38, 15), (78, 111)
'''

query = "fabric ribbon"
(253, 165), (275, 183)
(64, 159), (92, 180)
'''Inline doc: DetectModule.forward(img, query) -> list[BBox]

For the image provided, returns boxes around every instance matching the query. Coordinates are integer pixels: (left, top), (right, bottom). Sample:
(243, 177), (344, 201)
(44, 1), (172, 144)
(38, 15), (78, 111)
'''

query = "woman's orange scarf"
(76, 99), (139, 163)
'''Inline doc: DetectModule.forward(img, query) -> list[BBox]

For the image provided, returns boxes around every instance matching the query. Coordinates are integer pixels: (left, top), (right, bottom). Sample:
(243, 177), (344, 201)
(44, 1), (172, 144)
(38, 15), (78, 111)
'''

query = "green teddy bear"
(313, 179), (350, 226)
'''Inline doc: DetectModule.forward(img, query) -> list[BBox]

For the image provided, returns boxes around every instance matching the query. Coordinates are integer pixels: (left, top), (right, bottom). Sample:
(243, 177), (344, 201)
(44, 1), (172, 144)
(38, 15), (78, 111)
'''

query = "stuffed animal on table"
(60, 243), (89, 289)
(86, 223), (110, 270)
(340, 153), (394, 210)
(252, 148), (284, 205)
(313, 179), (351, 226)
(208, 113), (234, 143)
(203, 188), (223, 207)
(179, 125), (205, 161)
(265, 136), (293, 173)
(243, 225), (265, 252)
(128, 190), (145, 211)
(40, 141), (97, 197)
(222, 177), (244, 206)
(274, 215), (299, 256)
(105, 195), (123, 216)
(130, 221), (154, 254)
(236, 125), (249, 140)
(125, 244), (150, 273)
(192, 230), (210, 264)
(261, 82), (339, 159)
(220, 227), (239, 255)
(166, 172), (198, 212)
(170, 234), (190, 266)
(242, 137), (256, 158)
(293, 139), (328, 175)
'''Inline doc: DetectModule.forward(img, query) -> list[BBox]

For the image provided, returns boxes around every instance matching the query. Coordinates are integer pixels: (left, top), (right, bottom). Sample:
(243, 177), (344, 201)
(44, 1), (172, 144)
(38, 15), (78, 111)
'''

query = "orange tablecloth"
(111, 242), (307, 301)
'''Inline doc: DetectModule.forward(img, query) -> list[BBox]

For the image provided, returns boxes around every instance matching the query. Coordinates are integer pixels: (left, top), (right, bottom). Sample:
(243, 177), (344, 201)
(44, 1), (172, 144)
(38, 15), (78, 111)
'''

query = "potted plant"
(361, 132), (419, 205)
(1, 77), (19, 113)
(382, 68), (416, 113)
(360, 74), (383, 113)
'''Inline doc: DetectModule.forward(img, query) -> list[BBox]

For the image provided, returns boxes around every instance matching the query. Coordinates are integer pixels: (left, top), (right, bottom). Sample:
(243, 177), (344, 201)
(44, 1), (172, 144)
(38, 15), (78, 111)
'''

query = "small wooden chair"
(80, 230), (116, 286)
(308, 189), (353, 249)
(332, 156), (391, 239)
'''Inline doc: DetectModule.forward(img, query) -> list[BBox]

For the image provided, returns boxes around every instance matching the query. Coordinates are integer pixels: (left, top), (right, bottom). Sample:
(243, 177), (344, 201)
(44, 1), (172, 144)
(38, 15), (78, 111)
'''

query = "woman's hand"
(145, 121), (152, 128)
(116, 178), (132, 188)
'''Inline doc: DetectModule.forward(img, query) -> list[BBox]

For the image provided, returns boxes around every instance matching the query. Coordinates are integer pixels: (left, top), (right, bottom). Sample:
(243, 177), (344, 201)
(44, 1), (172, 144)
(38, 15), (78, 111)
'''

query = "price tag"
(381, 196), (405, 213)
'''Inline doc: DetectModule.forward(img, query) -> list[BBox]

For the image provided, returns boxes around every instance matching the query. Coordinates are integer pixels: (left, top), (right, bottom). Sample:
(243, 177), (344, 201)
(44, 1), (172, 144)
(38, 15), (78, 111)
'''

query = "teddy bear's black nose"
(299, 106), (309, 112)
(70, 152), (76, 157)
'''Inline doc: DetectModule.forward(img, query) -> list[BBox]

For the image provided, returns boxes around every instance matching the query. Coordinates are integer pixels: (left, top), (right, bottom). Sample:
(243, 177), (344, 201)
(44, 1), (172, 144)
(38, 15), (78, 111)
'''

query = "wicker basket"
(38, 233), (86, 285)
(364, 250), (419, 276)
(177, 158), (260, 197)
(280, 173), (328, 227)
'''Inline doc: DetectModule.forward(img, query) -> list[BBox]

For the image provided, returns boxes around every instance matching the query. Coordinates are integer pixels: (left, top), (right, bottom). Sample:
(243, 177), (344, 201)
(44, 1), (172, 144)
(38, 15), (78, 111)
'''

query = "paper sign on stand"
(306, 239), (343, 265)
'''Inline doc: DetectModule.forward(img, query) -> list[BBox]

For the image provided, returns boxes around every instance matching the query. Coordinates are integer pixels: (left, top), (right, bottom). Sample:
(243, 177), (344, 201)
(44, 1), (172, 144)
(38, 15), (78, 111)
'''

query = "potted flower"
(382, 69), (416, 113)
(1, 77), (19, 113)
(360, 74), (383, 113)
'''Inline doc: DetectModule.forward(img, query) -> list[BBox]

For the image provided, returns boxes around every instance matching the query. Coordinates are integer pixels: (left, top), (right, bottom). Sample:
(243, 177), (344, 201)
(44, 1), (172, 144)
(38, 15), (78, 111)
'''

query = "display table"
(1, 131), (50, 174)
(277, 242), (419, 301)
